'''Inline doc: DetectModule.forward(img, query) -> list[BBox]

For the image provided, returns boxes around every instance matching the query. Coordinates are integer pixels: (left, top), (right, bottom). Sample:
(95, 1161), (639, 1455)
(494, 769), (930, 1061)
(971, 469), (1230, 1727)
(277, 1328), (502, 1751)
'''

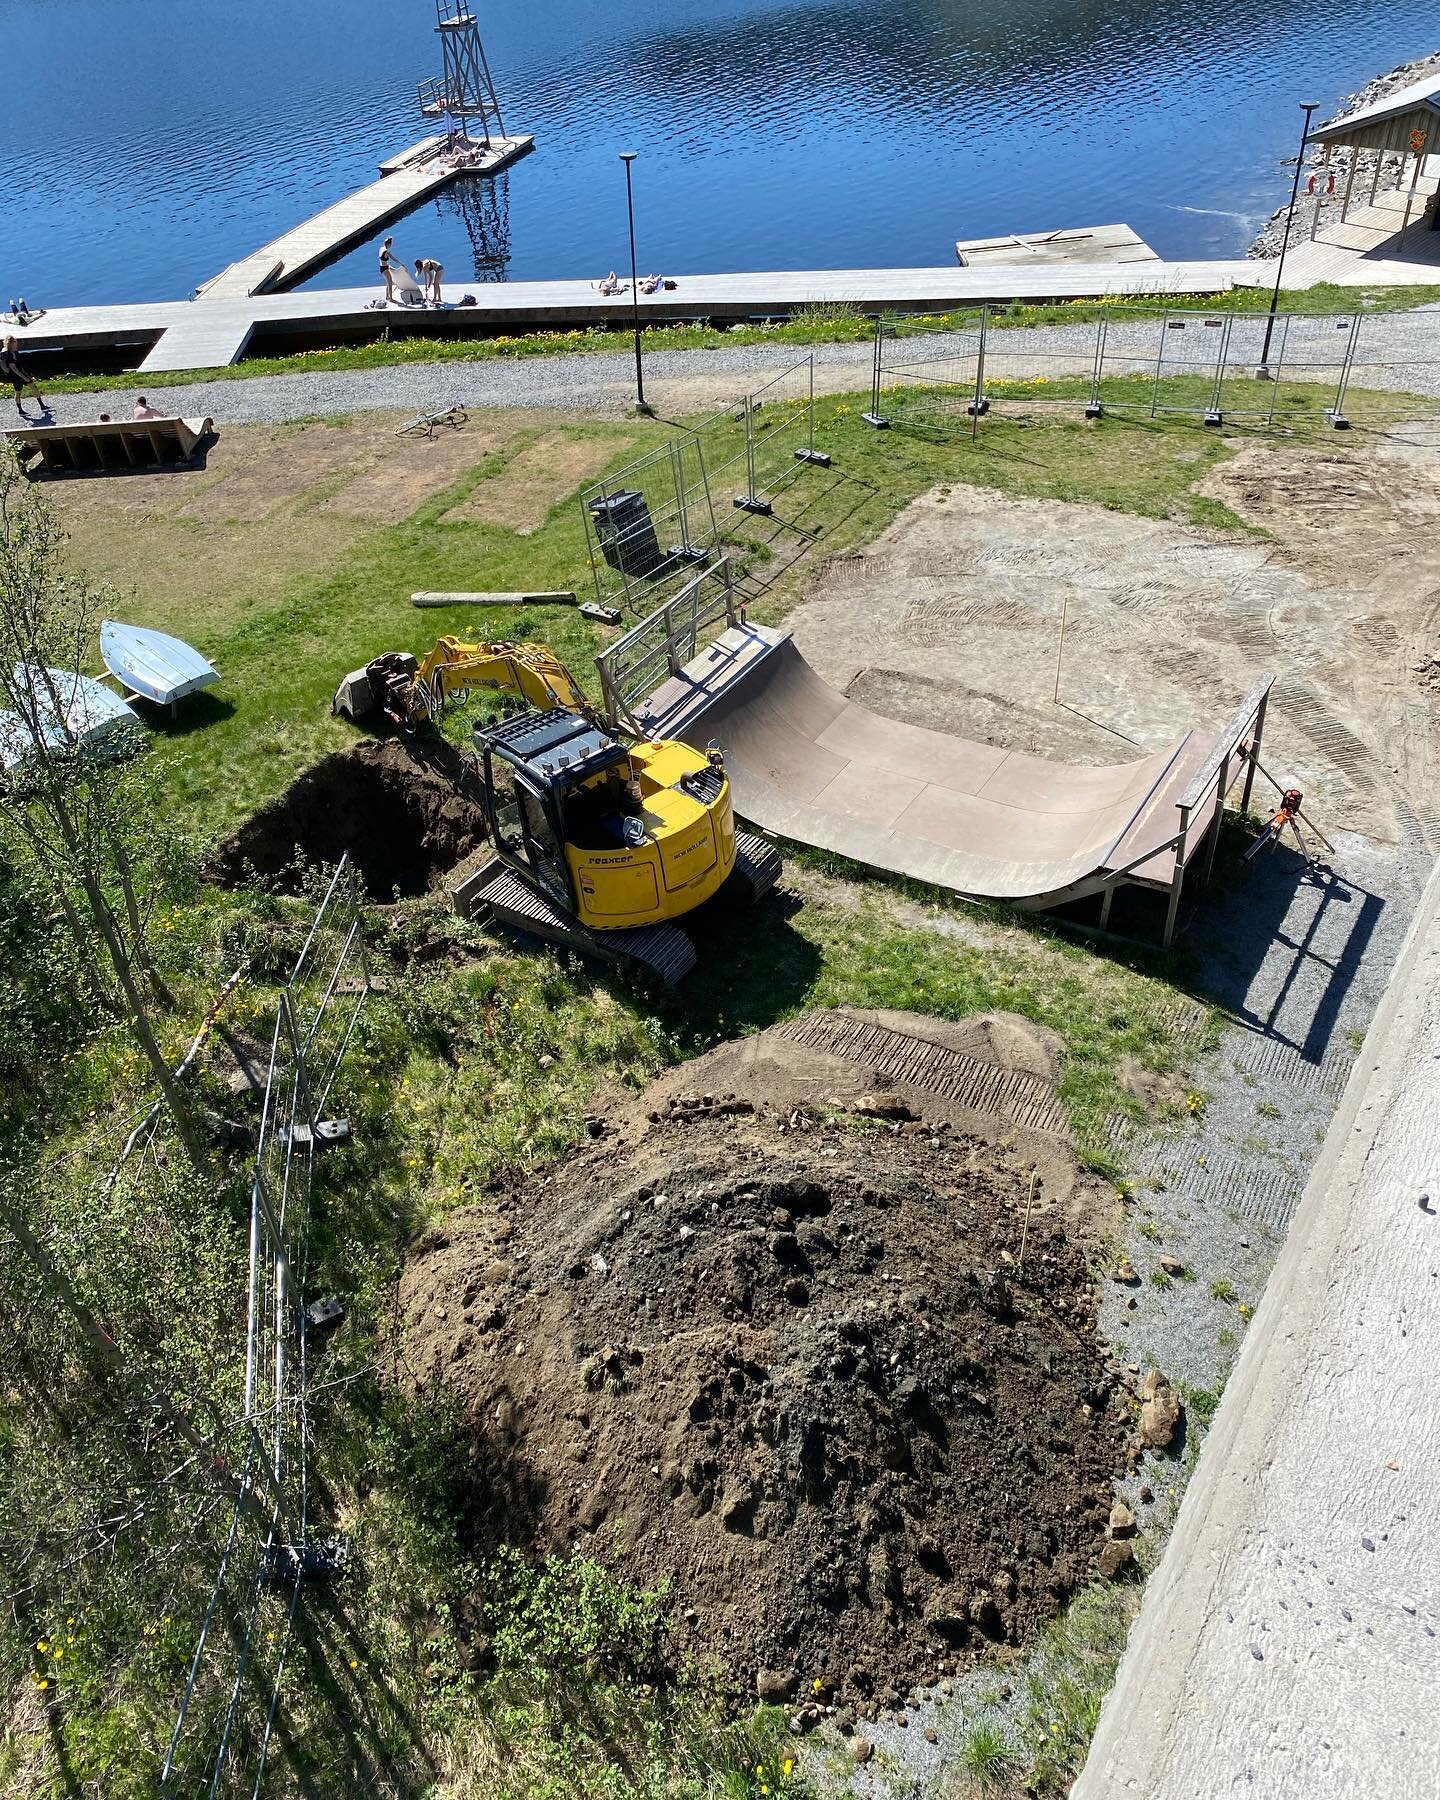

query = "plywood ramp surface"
(649, 628), (1210, 906)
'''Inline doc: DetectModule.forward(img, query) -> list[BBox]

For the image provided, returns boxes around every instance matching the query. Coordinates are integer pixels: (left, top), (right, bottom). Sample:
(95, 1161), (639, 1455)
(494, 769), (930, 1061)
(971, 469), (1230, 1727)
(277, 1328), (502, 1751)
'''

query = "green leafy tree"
(0, 449), (203, 1166)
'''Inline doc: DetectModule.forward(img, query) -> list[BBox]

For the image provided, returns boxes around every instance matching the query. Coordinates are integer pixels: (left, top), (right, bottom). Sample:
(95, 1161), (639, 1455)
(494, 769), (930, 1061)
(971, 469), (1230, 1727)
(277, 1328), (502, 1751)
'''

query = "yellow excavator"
(333, 636), (780, 983)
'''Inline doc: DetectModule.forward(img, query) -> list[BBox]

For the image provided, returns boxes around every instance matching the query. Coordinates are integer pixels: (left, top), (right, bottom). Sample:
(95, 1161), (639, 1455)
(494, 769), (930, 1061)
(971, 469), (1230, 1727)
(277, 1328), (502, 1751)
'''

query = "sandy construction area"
(791, 426), (1440, 850)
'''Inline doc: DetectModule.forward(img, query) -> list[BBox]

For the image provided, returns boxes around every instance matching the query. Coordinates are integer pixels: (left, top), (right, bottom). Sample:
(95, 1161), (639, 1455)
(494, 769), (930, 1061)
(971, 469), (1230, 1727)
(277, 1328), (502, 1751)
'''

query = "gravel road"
(28, 306), (1440, 428)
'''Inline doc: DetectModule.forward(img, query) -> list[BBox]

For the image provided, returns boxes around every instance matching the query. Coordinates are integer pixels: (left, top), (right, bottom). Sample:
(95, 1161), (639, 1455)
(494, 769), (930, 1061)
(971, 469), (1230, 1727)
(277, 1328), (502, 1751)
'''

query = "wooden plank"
(410, 589), (578, 607)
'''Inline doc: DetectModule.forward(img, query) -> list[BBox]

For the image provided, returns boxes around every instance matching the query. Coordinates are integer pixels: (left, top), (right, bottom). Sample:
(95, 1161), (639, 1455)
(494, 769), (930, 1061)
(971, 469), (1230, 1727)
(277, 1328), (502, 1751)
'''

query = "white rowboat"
(101, 620), (219, 708)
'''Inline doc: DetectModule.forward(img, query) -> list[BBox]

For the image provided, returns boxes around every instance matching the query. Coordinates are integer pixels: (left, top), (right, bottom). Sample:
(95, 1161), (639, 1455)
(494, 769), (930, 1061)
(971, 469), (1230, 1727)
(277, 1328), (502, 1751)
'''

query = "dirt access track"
(789, 425), (1440, 855)
(401, 1012), (1141, 1708)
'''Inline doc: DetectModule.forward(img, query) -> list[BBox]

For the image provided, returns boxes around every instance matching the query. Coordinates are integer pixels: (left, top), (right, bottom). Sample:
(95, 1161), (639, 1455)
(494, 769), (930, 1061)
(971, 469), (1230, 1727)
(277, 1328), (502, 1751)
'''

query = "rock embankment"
(1248, 50), (1440, 258)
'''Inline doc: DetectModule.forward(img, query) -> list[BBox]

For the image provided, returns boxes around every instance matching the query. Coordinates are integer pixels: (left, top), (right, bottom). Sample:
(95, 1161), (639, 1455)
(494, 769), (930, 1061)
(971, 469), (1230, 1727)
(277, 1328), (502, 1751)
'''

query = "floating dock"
(196, 132), (534, 305)
(955, 222), (1161, 267)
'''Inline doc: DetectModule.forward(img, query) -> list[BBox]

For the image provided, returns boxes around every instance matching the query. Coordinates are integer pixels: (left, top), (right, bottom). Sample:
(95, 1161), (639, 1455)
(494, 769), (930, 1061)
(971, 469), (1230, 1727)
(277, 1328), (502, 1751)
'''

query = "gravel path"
(28, 306), (1440, 429)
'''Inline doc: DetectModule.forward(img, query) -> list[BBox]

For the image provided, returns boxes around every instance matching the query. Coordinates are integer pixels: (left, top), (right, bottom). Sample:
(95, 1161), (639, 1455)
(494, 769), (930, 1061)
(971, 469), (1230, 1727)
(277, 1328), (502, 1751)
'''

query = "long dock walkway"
(196, 133), (533, 303)
(18, 258), (1265, 378)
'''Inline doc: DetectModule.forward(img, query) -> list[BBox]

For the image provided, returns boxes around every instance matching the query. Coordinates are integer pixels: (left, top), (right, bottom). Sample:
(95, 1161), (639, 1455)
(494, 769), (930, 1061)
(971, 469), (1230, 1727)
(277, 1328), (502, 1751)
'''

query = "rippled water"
(3, 0), (1434, 305)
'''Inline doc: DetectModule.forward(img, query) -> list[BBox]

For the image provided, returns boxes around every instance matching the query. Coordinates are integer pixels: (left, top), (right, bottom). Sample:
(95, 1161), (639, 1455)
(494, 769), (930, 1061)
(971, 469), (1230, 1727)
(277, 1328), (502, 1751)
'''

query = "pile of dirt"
(211, 737), (487, 901)
(400, 1016), (1133, 1706)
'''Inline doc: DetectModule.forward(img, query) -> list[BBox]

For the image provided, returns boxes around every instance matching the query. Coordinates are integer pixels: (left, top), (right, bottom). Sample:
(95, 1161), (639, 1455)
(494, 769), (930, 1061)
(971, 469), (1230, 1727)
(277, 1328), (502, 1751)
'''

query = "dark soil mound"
(401, 1079), (1131, 1705)
(211, 737), (487, 901)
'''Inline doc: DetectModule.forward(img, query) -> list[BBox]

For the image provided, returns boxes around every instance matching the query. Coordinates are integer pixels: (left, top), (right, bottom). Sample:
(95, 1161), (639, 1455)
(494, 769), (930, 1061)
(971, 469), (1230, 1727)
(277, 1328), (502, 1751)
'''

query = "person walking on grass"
(1, 337), (45, 416)
(380, 235), (397, 304)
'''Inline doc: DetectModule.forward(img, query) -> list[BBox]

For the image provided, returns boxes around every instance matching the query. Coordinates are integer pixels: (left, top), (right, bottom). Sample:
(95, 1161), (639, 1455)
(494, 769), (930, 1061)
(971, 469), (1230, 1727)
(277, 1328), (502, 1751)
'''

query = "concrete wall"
(1074, 857), (1440, 1798)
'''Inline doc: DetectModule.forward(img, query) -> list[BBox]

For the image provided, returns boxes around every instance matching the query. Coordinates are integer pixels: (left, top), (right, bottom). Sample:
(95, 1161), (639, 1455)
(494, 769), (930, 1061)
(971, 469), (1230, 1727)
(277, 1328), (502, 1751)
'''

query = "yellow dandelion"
(349, 1658), (358, 1670)
(53, 1648), (63, 1660)
(783, 1759), (794, 1776)
(36, 1640), (47, 1652)
(37, 1678), (48, 1691)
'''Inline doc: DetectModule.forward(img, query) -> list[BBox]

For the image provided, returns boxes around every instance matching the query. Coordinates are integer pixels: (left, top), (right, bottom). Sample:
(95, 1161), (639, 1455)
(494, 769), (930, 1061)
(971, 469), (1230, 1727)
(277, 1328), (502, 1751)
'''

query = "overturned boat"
(101, 620), (219, 709)
(0, 665), (141, 771)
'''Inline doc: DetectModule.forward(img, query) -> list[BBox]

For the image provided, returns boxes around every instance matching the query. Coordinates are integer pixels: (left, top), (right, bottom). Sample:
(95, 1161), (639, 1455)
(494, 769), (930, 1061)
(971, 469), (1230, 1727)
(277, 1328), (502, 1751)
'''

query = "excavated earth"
(210, 736), (487, 900)
(400, 1013), (1134, 1706)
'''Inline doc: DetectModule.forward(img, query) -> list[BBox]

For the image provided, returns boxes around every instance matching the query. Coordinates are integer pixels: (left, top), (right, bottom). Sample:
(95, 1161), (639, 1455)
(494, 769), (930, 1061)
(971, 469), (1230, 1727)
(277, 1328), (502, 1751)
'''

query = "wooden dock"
(196, 133), (534, 304)
(1278, 183), (1440, 287)
(15, 259), (1273, 379)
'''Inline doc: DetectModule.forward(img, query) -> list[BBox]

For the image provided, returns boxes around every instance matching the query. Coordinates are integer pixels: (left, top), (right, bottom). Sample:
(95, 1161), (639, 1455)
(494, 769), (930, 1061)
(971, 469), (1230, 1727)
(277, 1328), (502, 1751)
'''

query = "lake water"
(4, 0), (1435, 307)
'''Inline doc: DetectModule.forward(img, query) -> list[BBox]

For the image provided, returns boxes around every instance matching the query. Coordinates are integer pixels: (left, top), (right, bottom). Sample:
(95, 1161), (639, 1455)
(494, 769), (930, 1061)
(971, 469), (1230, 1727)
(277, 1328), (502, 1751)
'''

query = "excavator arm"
(403, 637), (592, 723)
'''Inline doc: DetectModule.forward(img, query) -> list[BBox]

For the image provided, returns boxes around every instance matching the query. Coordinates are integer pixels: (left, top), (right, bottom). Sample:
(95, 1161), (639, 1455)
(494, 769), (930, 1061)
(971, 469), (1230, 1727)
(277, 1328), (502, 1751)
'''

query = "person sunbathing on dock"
(639, 274), (665, 295)
(596, 271), (623, 296)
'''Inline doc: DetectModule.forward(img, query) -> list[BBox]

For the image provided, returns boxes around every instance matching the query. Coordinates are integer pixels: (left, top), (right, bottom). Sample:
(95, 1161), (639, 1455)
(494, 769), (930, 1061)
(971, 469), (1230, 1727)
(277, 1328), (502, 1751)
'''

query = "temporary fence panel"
(163, 869), (371, 1799)
(865, 312), (987, 434)
(580, 433), (718, 616)
(979, 310), (1100, 412)
(285, 857), (371, 1121)
(1331, 309), (1440, 429)
(596, 555), (740, 732)
(1150, 311), (1231, 420)
(731, 355), (829, 511)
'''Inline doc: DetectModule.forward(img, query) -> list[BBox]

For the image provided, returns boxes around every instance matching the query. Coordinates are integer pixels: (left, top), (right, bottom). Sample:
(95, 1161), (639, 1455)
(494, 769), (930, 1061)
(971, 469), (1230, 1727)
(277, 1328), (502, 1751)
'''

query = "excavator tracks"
(731, 831), (783, 904)
(470, 864), (699, 986)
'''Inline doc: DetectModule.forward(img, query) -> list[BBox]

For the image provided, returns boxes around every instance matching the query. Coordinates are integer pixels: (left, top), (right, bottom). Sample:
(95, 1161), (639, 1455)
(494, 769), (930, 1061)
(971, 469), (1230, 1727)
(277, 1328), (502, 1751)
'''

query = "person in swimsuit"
(132, 396), (164, 420)
(1, 337), (45, 416)
(379, 236), (397, 305)
(415, 258), (445, 305)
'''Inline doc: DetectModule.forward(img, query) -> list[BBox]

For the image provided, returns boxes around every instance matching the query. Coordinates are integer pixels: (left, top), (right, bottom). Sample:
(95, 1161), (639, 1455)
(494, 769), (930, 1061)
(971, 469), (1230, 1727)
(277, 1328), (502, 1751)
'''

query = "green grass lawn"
(59, 391), (1305, 838)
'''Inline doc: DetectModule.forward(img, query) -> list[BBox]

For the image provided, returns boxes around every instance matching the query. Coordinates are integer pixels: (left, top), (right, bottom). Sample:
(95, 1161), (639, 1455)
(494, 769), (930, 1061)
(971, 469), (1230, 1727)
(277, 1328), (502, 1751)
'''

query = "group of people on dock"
(379, 237), (444, 307)
(596, 272), (672, 296)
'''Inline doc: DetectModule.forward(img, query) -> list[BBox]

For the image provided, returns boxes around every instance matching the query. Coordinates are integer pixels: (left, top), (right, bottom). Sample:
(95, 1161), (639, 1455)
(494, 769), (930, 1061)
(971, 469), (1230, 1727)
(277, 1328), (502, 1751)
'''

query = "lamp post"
(619, 151), (651, 416)
(1258, 101), (1319, 376)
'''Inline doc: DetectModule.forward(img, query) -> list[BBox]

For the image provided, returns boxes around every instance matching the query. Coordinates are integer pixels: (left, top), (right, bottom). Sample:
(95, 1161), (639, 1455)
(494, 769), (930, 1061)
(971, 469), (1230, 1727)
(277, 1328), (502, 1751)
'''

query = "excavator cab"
(476, 708), (634, 914)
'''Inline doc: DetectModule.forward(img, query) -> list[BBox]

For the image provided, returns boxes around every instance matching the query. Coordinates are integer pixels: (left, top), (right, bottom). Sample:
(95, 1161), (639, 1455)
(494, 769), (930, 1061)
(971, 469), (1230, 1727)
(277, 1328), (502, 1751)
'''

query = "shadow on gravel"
(1187, 841), (1386, 1064)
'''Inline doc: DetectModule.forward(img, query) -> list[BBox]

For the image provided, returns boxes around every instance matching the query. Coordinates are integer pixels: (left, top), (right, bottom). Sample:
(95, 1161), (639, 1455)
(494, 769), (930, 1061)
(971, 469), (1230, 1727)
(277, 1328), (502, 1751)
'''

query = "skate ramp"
(639, 626), (1221, 909)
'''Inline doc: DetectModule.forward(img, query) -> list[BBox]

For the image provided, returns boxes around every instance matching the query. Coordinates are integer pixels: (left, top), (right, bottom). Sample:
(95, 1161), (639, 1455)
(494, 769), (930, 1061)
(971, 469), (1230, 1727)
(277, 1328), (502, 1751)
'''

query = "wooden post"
(1099, 884), (1115, 932)
(1202, 751), (1231, 884)
(1018, 1169), (1039, 1271)
(1241, 690), (1268, 818)
(1163, 805), (1191, 949)
(1401, 150), (1424, 234)
(1368, 150), (1384, 206)
(1339, 149), (1359, 223)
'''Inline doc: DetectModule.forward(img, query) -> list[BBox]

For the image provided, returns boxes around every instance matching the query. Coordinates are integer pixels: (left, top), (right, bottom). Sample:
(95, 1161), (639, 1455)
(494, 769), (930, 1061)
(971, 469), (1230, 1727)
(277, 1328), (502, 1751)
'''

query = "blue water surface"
(2, 0), (1434, 305)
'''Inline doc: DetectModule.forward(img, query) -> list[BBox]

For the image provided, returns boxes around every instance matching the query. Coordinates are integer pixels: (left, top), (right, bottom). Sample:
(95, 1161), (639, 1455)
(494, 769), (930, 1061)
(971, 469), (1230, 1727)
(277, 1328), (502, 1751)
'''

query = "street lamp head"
(619, 151), (637, 164)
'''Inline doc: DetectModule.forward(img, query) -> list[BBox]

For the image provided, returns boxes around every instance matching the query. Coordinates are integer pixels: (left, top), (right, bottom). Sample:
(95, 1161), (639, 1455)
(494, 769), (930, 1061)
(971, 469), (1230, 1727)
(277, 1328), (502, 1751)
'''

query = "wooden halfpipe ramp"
(637, 624), (1260, 931)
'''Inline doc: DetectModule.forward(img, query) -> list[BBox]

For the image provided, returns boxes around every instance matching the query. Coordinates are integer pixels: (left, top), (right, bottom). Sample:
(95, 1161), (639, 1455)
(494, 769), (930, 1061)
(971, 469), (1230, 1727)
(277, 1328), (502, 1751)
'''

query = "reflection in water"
(445, 174), (512, 285)
(2, 0), (1435, 304)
